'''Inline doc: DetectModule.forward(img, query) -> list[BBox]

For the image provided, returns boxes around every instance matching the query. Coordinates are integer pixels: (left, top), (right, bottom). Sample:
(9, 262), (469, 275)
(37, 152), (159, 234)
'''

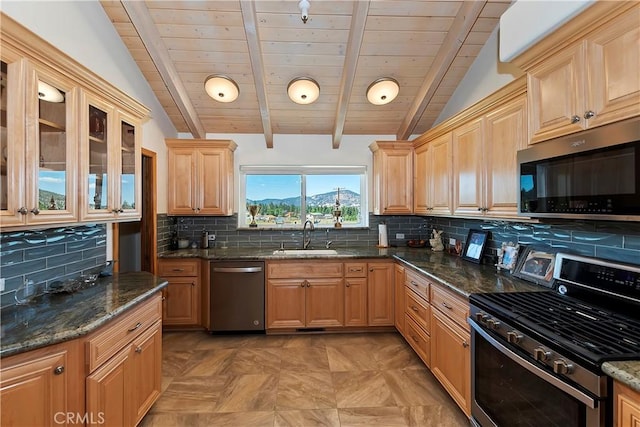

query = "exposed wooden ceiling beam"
(121, 1), (205, 138)
(332, 0), (370, 149)
(396, 1), (486, 140)
(240, 0), (274, 149)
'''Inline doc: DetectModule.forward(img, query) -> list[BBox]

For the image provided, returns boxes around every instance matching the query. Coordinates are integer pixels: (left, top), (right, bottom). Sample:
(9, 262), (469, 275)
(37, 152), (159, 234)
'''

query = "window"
(239, 166), (368, 228)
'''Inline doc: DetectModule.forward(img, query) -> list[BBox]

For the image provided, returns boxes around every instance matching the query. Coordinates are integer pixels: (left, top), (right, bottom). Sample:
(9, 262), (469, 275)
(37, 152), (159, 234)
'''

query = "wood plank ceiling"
(100, 0), (512, 148)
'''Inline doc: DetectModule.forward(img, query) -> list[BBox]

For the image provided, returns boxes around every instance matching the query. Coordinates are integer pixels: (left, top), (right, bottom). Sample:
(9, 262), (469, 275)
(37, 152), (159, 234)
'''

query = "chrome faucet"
(325, 229), (333, 249)
(302, 220), (314, 249)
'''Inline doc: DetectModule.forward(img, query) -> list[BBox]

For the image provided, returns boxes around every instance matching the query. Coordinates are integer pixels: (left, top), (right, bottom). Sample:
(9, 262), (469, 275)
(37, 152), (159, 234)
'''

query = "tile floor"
(140, 331), (469, 426)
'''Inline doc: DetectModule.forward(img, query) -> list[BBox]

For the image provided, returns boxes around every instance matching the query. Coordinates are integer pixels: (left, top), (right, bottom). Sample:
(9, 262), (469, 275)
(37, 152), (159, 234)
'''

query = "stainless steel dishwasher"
(210, 261), (265, 332)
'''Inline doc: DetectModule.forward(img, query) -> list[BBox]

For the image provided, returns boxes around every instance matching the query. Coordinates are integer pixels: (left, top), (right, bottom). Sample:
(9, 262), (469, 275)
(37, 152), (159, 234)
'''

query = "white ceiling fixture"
(287, 77), (320, 105)
(204, 74), (239, 103)
(37, 81), (64, 103)
(366, 77), (399, 106)
(299, 0), (310, 24)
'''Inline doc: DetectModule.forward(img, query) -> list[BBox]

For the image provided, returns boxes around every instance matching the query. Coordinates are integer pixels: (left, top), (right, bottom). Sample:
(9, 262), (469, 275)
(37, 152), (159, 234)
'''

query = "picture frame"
(496, 241), (520, 273)
(512, 246), (557, 288)
(462, 229), (490, 264)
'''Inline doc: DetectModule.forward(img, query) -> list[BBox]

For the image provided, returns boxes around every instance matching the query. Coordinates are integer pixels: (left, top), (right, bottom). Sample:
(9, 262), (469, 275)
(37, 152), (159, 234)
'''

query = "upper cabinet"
(0, 14), (148, 230)
(513, 2), (639, 144)
(370, 141), (413, 215)
(414, 133), (452, 216)
(166, 139), (236, 216)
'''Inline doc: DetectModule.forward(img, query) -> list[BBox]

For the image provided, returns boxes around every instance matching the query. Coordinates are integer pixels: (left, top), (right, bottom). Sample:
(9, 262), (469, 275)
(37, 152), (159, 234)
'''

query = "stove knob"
(507, 331), (523, 344)
(486, 318), (501, 329)
(533, 347), (551, 362)
(475, 312), (488, 323)
(553, 359), (574, 375)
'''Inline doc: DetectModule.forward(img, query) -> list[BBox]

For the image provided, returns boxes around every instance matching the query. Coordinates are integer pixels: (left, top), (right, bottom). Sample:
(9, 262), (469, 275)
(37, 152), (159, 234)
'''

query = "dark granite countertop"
(161, 246), (542, 297)
(0, 272), (168, 358)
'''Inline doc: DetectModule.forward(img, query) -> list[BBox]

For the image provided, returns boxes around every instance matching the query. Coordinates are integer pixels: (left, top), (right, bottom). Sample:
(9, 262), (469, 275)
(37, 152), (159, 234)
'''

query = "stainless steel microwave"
(517, 117), (640, 221)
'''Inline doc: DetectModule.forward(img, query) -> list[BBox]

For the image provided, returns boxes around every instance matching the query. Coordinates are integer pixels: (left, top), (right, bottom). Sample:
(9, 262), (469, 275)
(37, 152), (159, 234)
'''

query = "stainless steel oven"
(469, 253), (640, 427)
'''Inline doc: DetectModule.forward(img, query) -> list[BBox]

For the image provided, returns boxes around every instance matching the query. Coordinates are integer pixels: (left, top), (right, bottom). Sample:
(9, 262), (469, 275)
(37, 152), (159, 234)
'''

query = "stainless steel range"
(469, 253), (640, 427)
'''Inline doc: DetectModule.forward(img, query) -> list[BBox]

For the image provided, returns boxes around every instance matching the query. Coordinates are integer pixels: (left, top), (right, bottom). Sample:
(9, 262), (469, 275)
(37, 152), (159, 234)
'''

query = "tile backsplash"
(0, 224), (107, 307)
(158, 213), (640, 267)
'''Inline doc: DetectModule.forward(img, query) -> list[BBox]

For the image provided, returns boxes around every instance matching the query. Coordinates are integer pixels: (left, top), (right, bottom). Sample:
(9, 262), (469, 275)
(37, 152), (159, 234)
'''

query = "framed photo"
(513, 246), (557, 288)
(462, 229), (490, 264)
(496, 242), (520, 272)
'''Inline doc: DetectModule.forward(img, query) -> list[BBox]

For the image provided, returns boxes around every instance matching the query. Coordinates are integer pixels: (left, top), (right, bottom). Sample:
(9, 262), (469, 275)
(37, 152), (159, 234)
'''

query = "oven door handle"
(469, 319), (598, 409)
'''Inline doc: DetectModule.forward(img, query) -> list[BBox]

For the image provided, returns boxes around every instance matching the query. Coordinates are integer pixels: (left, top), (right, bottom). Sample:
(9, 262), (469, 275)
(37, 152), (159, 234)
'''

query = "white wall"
(1, 0), (177, 213)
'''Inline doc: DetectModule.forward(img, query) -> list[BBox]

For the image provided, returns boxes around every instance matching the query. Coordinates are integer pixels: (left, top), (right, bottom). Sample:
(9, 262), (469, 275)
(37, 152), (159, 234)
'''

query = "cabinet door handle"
(462, 341), (469, 348)
(135, 346), (143, 353)
(53, 365), (65, 375)
(300, 281), (305, 288)
(30, 208), (40, 215)
(584, 110), (595, 120)
(191, 282), (196, 286)
(570, 115), (581, 124)
(128, 322), (142, 332)
(441, 302), (453, 310)
(346, 282), (350, 287)
(306, 281), (311, 288)
(17, 207), (28, 215)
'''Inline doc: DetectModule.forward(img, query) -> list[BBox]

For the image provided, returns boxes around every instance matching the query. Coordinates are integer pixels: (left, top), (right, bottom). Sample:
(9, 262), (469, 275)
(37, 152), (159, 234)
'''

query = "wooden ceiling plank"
(121, 0), (205, 138)
(240, 0), (273, 148)
(333, 0), (370, 149)
(396, 0), (487, 140)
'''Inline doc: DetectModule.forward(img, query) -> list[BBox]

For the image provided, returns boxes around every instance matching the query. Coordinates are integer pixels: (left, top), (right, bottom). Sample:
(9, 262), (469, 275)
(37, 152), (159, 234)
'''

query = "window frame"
(238, 165), (368, 229)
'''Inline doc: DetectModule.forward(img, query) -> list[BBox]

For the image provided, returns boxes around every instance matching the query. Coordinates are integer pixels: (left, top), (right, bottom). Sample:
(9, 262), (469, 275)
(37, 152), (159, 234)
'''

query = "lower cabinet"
(266, 261), (344, 329)
(157, 258), (201, 327)
(394, 264), (406, 335)
(345, 262), (368, 327)
(367, 261), (395, 326)
(430, 284), (471, 417)
(0, 340), (85, 427)
(615, 381), (640, 427)
(86, 294), (163, 427)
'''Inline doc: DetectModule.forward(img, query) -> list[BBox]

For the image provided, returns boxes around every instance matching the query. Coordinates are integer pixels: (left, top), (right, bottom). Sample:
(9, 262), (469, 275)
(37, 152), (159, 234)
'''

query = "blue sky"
(246, 174), (360, 200)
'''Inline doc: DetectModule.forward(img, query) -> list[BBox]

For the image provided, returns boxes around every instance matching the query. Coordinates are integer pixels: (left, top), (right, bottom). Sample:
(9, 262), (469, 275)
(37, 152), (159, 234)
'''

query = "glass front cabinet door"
(1, 57), (78, 226)
(80, 92), (141, 221)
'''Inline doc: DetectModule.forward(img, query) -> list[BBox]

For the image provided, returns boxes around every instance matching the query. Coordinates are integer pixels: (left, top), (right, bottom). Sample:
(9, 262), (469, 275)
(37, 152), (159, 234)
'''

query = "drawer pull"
(411, 305), (419, 312)
(128, 322), (142, 332)
(410, 281), (418, 286)
(411, 335), (419, 343)
(171, 268), (185, 272)
(462, 341), (469, 348)
(349, 268), (362, 272)
(135, 346), (143, 353)
(441, 302), (453, 310)
(53, 365), (65, 375)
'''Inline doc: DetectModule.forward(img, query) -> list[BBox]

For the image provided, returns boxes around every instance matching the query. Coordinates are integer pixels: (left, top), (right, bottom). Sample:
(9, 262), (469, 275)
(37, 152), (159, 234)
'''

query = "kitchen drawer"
(405, 314), (431, 367)
(344, 262), (367, 278)
(158, 259), (200, 276)
(267, 261), (343, 279)
(430, 284), (469, 331)
(405, 288), (430, 333)
(86, 294), (162, 373)
(405, 268), (429, 301)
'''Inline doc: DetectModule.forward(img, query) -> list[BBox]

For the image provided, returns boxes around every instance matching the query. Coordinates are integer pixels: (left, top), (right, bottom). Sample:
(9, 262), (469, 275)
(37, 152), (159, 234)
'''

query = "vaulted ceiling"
(100, 0), (512, 148)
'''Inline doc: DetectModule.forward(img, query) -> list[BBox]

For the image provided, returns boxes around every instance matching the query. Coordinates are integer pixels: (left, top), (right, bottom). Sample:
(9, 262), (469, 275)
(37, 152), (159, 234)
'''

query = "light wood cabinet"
(414, 133), (453, 216)
(452, 94), (527, 219)
(345, 262), (368, 327)
(267, 261), (344, 329)
(0, 340), (84, 427)
(158, 258), (201, 327)
(403, 268), (431, 366)
(166, 139), (236, 216)
(0, 15), (147, 230)
(79, 92), (142, 222)
(615, 381), (640, 427)
(518, 3), (640, 143)
(86, 294), (162, 427)
(430, 283), (471, 416)
(370, 141), (413, 215)
(394, 263), (406, 335)
(367, 262), (394, 326)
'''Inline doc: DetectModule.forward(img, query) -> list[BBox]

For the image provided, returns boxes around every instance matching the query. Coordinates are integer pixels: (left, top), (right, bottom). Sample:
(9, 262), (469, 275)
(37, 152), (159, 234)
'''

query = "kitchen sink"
(272, 249), (338, 256)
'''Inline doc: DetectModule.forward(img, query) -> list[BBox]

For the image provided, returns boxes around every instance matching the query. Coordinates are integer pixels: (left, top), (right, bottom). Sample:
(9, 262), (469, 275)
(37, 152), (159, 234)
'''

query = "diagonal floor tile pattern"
(141, 331), (469, 426)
